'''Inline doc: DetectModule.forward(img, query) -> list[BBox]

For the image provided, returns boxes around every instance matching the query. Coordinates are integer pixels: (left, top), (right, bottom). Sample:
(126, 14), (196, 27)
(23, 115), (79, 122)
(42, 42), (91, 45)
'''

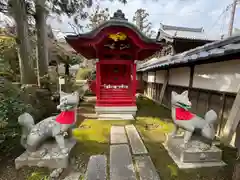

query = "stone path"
(111, 126), (128, 144)
(66, 124), (160, 180)
(109, 125), (160, 180)
(110, 144), (137, 180)
(125, 124), (148, 155)
(135, 156), (160, 180)
(85, 155), (107, 180)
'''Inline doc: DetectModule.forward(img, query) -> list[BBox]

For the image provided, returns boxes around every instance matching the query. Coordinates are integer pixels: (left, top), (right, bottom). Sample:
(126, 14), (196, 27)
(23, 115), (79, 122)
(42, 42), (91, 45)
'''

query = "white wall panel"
(147, 72), (155, 82)
(193, 60), (240, 93)
(169, 67), (190, 87)
(156, 70), (167, 84)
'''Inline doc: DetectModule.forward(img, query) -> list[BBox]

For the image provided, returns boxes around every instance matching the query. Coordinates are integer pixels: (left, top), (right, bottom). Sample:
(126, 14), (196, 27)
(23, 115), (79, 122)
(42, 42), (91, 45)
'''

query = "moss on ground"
(72, 96), (238, 180)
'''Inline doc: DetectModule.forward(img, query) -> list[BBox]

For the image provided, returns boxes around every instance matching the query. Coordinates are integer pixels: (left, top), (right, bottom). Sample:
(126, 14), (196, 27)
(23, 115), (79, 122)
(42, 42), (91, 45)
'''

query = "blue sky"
(49, 0), (240, 37)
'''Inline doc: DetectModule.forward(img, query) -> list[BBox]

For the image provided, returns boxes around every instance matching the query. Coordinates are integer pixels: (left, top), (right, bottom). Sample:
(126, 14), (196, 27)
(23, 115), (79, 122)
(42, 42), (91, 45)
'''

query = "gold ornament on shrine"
(108, 32), (127, 41)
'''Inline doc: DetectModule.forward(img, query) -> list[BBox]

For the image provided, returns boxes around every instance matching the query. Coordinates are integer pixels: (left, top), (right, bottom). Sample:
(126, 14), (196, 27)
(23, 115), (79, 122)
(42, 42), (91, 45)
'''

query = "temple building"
(65, 10), (163, 120)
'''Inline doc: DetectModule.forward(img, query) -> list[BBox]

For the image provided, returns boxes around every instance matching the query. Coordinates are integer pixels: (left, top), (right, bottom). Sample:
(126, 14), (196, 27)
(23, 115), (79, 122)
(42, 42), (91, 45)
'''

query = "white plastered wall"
(156, 70), (167, 84)
(147, 72), (155, 82)
(168, 67), (190, 87)
(193, 60), (240, 93)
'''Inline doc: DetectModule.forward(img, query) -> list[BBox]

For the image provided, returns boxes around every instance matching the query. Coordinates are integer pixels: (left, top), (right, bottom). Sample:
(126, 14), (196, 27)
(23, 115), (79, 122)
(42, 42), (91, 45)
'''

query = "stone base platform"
(15, 139), (76, 170)
(163, 135), (226, 169)
(95, 106), (137, 120)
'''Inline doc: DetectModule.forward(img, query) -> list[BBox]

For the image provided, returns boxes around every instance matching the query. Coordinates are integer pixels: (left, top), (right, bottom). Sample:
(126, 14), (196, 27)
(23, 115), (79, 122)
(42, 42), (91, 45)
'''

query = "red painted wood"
(132, 63), (136, 97)
(96, 62), (100, 100)
(66, 26), (162, 60)
(99, 60), (133, 64)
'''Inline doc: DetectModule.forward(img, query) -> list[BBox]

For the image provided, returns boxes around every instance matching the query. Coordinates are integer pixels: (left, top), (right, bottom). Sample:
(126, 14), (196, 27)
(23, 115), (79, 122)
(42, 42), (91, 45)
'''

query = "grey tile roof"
(137, 35), (240, 72)
(157, 23), (220, 41)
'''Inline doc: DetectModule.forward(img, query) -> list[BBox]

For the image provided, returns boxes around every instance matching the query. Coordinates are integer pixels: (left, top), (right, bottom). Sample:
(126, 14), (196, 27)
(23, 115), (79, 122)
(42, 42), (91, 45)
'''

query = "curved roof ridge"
(160, 23), (203, 33)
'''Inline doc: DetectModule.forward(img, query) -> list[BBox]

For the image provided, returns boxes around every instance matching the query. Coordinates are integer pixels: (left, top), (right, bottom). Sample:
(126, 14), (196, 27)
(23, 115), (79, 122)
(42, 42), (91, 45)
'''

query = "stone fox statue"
(171, 90), (218, 149)
(18, 91), (79, 157)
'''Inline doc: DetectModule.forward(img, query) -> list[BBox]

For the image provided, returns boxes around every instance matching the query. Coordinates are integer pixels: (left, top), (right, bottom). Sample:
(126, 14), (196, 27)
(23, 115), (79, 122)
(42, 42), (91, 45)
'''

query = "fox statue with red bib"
(171, 91), (217, 150)
(18, 91), (79, 158)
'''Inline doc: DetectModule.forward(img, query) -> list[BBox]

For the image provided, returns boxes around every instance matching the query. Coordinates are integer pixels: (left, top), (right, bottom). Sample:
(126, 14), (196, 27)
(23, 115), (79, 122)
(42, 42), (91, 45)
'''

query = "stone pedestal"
(15, 139), (76, 170)
(163, 135), (226, 169)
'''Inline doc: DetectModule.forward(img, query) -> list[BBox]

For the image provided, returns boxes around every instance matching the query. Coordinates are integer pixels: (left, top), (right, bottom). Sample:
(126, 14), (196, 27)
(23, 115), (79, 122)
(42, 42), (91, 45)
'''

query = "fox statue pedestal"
(164, 135), (226, 169)
(164, 90), (226, 169)
(15, 91), (79, 172)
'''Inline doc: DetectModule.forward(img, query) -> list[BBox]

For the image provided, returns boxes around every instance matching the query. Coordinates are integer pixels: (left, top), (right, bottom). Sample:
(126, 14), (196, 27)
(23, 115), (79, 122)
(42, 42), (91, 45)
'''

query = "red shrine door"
(97, 60), (135, 106)
(101, 64), (130, 85)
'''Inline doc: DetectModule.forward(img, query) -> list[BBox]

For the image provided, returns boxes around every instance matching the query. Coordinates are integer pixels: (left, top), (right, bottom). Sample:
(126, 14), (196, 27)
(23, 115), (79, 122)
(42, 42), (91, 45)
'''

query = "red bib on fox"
(175, 108), (194, 120)
(56, 111), (75, 124)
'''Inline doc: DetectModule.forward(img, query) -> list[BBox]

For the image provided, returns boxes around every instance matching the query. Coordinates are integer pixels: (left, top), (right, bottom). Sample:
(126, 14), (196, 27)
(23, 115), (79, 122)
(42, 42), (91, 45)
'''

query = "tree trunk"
(35, 0), (49, 77)
(65, 63), (70, 76)
(11, 0), (37, 84)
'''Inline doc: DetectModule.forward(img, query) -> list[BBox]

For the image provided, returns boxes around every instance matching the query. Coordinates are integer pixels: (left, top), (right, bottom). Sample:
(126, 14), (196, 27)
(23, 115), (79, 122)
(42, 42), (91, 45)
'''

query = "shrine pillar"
(96, 59), (101, 101)
(132, 61), (137, 98)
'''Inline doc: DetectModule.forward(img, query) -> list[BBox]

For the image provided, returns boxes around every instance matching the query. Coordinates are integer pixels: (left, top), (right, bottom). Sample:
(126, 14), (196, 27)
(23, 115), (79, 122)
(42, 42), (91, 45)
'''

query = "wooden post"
(132, 62), (137, 98)
(222, 88), (240, 144)
(154, 71), (157, 99)
(96, 61), (100, 101)
(188, 65), (194, 90)
(217, 93), (226, 137)
(159, 70), (169, 104)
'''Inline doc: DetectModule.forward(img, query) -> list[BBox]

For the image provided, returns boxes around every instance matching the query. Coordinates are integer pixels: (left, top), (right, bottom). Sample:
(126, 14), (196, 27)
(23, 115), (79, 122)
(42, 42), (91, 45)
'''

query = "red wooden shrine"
(66, 10), (162, 119)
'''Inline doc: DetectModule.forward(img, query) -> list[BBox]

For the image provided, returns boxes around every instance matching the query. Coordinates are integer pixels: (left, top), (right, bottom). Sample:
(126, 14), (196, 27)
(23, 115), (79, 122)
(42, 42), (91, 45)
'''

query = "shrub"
(0, 78), (33, 139)
(76, 68), (92, 80)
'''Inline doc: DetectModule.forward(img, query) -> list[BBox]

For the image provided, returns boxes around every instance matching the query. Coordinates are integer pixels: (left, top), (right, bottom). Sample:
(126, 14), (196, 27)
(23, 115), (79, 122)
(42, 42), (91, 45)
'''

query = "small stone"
(50, 168), (63, 179)
(63, 172), (82, 180)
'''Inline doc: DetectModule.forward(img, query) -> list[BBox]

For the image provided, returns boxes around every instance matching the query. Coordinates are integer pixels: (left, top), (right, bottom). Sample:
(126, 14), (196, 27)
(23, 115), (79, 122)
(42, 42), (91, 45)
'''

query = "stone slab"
(85, 155), (107, 180)
(163, 136), (226, 169)
(125, 125), (148, 155)
(165, 136), (223, 163)
(15, 139), (76, 170)
(98, 114), (134, 120)
(111, 126), (128, 144)
(135, 156), (160, 180)
(63, 172), (82, 180)
(110, 144), (137, 180)
(95, 106), (137, 113)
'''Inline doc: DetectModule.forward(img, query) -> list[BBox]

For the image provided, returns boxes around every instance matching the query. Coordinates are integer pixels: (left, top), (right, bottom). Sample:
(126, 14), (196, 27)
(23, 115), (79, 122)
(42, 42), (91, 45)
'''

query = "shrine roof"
(157, 23), (219, 42)
(66, 19), (158, 44)
(65, 10), (163, 60)
(137, 34), (240, 72)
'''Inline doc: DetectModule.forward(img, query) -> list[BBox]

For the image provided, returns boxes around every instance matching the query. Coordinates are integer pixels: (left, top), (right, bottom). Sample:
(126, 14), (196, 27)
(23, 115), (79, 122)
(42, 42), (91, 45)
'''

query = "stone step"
(110, 144), (137, 180)
(111, 126), (128, 144)
(98, 114), (134, 120)
(63, 172), (82, 180)
(135, 156), (161, 180)
(125, 125), (148, 155)
(85, 155), (107, 180)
